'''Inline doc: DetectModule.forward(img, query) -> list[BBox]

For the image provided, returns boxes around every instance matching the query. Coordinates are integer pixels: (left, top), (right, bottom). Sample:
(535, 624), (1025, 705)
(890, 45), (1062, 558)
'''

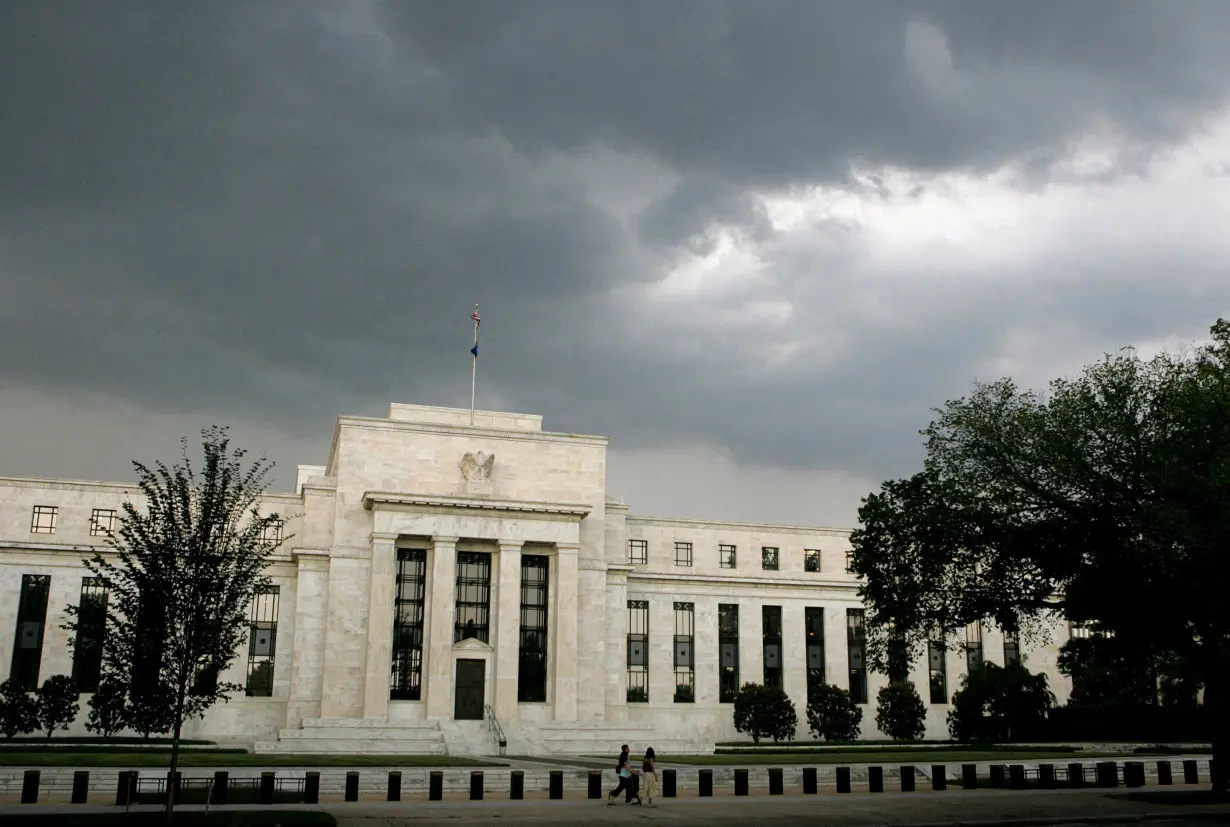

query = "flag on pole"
(470, 308), (480, 357)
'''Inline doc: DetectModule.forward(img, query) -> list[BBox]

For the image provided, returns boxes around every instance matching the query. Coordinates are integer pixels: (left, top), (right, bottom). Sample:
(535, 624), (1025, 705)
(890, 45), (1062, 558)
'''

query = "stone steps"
(254, 718), (448, 755)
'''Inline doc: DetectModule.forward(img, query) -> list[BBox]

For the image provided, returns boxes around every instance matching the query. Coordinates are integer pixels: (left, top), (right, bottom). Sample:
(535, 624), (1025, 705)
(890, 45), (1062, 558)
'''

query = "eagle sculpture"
(460, 451), (495, 481)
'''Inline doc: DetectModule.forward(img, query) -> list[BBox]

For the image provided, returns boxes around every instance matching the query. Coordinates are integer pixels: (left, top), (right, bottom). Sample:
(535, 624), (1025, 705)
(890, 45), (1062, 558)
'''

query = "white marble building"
(0, 403), (1070, 754)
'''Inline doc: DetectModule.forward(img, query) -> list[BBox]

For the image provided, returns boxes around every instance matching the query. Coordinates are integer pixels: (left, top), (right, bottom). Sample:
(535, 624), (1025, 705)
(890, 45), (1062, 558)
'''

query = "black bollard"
(869, 766), (884, 793)
(734, 768), (749, 796)
(259, 772), (275, 805)
(1124, 762), (1145, 788)
(990, 764), (1006, 788)
(1009, 765), (1026, 790)
(549, 770), (563, 800)
(1183, 759), (1199, 785)
(345, 771), (359, 802)
(470, 771), (484, 801)
(387, 771), (402, 802)
(768, 767), (784, 795)
(21, 770), (39, 804)
(1157, 761), (1173, 786)
(1039, 764), (1055, 789)
(1068, 763), (1085, 787)
(901, 765), (915, 792)
(699, 769), (713, 797)
(115, 771), (132, 807)
(429, 771), (443, 801)
(587, 771), (601, 799)
(1096, 761), (1118, 788)
(802, 767), (817, 795)
(836, 766), (852, 794)
(962, 764), (978, 789)
(72, 770), (89, 804)
(212, 771), (229, 805)
(304, 772), (320, 805)
(511, 770), (524, 800)
(931, 765), (947, 791)
(663, 768), (676, 798)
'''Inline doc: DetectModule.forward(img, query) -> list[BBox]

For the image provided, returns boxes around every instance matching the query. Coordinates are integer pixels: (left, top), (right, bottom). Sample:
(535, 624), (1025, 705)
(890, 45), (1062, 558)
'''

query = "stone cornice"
(335, 415), (609, 448)
(0, 540), (106, 555)
(0, 475), (301, 503)
(363, 491), (592, 519)
(627, 514), (853, 537)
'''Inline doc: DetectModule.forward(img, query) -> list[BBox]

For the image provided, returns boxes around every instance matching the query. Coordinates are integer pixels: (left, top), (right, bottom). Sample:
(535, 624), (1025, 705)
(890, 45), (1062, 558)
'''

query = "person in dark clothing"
(607, 744), (640, 805)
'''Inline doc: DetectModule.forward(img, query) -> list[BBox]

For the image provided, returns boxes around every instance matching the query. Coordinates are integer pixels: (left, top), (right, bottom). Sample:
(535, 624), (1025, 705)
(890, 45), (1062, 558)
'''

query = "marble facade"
(0, 402), (1071, 754)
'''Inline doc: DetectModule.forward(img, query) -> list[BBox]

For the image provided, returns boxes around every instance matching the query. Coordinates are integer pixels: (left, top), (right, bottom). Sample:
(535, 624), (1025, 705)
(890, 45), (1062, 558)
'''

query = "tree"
(850, 319), (1230, 793)
(0, 679), (39, 739)
(35, 675), (80, 740)
(1057, 633), (1159, 708)
(947, 662), (1053, 743)
(733, 683), (798, 743)
(63, 426), (288, 813)
(875, 680), (926, 742)
(806, 683), (863, 742)
(85, 677), (129, 738)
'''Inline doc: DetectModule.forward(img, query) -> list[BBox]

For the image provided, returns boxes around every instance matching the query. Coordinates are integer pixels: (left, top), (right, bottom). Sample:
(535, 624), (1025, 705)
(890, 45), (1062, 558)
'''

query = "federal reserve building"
(0, 403), (1073, 755)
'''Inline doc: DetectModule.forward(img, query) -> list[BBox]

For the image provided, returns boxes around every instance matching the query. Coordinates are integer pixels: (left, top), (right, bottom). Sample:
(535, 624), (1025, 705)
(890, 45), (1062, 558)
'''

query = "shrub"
(0, 679), (39, 739)
(36, 675), (80, 740)
(806, 683), (863, 742)
(86, 677), (130, 738)
(875, 680), (926, 741)
(947, 661), (1053, 743)
(128, 682), (176, 740)
(733, 683), (798, 743)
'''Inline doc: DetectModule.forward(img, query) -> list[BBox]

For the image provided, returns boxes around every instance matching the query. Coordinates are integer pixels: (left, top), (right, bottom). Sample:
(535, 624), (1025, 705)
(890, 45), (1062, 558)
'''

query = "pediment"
(453, 637), (494, 653)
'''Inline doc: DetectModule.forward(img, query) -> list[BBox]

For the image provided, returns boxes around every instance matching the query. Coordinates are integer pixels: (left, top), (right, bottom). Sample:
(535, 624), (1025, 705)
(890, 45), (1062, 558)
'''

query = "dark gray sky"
(2, 1), (1228, 526)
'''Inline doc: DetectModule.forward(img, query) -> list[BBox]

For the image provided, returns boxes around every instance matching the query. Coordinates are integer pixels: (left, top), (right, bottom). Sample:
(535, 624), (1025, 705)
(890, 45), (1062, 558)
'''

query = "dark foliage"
(875, 680), (926, 742)
(0, 679), (39, 739)
(947, 662), (1054, 743)
(732, 683), (798, 743)
(35, 675), (80, 740)
(805, 682), (863, 742)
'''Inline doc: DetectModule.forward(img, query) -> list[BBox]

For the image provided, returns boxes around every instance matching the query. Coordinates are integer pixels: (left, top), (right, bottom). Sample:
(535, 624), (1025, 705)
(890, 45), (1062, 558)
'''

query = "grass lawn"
(2, 813), (335, 827)
(1, 737), (215, 746)
(659, 748), (1142, 766)
(0, 749), (501, 767)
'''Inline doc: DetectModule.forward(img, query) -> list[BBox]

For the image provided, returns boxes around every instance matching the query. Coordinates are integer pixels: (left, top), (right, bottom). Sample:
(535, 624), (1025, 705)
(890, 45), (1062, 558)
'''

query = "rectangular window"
(804, 549), (822, 572)
(763, 605), (783, 687)
(673, 602), (695, 702)
(455, 552), (492, 643)
(30, 506), (57, 535)
(846, 608), (868, 704)
(627, 600), (649, 702)
(928, 630), (948, 704)
(628, 539), (648, 565)
(10, 574), (51, 690)
(719, 544), (737, 569)
(844, 549), (854, 572)
(89, 509), (117, 537)
(518, 555), (550, 703)
(1003, 630), (1021, 666)
(805, 607), (825, 704)
(260, 519), (284, 543)
(719, 603), (739, 703)
(965, 622), (984, 673)
(761, 547), (779, 570)
(1069, 621), (1090, 640)
(245, 586), (279, 696)
(674, 542), (693, 567)
(72, 577), (109, 692)
(391, 548), (427, 700)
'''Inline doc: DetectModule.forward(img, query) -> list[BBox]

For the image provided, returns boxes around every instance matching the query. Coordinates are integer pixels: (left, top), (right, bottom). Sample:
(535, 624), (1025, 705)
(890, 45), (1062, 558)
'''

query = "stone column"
(425, 535), (458, 719)
(361, 533), (399, 719)
(286, 549), (330, 729)
(782, 603), (808, 710)
(552, 543), (580, 721)
(494, 542), (522, 721)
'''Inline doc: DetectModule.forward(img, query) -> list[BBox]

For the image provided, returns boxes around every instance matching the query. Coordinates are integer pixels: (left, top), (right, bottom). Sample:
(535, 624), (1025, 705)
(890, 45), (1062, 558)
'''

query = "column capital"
(432, 535), (460, 546)
(370, 532), (399, 544)
(498, 541), (524, 554)
(555, 543), (581, 555)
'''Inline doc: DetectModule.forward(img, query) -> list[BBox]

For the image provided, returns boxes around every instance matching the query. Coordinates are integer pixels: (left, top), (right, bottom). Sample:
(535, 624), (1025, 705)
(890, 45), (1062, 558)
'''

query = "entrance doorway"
(454, 659), (485, 720)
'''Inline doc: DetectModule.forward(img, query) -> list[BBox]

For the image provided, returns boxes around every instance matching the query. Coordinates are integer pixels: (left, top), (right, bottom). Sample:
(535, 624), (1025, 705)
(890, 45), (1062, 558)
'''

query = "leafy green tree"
(35, 675), (80, 740)
(63, 426), (288, 813)
(806, 683), (863, 742)
(0, 679), (39, 739)
(947, 662), (1053, 743)
(85, 677), (129, 738)
(1057, 633), (1159, 708)
(850, 319), (1230, 792)
(875, 680), (926, 742)
(733, 683), (798, 743)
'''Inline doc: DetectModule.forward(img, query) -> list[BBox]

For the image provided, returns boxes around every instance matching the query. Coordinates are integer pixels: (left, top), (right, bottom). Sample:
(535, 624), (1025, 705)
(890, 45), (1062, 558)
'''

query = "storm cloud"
(2, 1), (1228, 526)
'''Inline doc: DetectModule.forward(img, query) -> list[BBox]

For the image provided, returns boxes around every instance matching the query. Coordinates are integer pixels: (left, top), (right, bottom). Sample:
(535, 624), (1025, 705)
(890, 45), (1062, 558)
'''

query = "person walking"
(641, 747), (658, 807)
(607, 745), (632, 805)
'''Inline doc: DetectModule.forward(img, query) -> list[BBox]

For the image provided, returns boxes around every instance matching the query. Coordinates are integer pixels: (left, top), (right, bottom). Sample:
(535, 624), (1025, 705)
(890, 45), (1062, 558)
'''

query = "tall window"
(761, 547), (779, 570)
(674, 542), (693, 567)
(89, 509), (117, 537)
(628, 539), (647, 565)
(805, 607), (825, 704)
(246, 586), (279, 696)
(762, 605), (783, 688)
(627, 600), (649, 702)
(30, 506), (57, 535)
(391, 549), (427, 700)
(719, 604), (739, 702)
(965, 622), (984, 673)
(72, 577), (109, 692)
(928, 630), (948, 704)
(673, 602), (695, 702)
(846, 608), (868, 704)
(804, 549), (822, 572)
(11, 574), (51, 690)
(455, 552), (492, 643)
(518, 555), (550, 703)
(719, 544), (737, 569)
(260, 519), (284, 544)
(1003, 630), (1021, 666)
(844, 549), (854, 572)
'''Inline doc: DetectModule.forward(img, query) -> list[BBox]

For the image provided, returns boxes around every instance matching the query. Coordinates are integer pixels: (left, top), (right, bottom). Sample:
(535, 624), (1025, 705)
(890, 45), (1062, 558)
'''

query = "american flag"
(471, 309), (481, 327)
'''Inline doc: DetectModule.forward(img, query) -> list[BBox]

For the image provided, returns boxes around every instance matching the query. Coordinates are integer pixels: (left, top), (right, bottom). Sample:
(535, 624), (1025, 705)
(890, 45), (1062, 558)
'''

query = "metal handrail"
(484, 703), (508, 757)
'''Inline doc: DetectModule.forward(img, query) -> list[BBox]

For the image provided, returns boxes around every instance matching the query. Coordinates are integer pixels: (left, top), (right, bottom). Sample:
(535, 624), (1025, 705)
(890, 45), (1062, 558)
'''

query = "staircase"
(253, 718), (447, 755)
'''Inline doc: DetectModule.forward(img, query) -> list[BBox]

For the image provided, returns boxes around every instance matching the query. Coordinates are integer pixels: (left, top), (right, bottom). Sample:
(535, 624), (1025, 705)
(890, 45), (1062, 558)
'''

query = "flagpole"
(470, 304), (478, 425)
